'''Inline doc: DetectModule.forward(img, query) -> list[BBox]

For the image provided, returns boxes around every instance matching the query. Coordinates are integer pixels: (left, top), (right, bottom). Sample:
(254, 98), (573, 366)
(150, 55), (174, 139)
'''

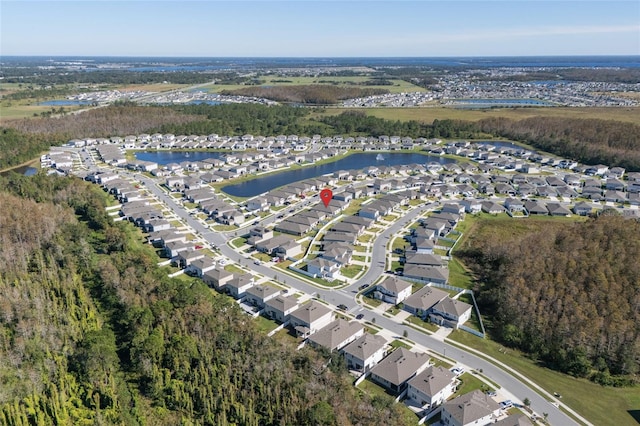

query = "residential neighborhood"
(39, 129), (634, 426)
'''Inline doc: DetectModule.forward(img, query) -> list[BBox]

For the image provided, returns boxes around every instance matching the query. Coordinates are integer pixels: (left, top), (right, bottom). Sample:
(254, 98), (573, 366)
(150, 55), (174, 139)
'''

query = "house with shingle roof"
(263, 295), (300, 323)
(245, 285), (281, 308)
(403, 286), (449, 319)
(307, 319), (364, 352)
(440, 390), (501, 426)
(429, 297), (472, 328)
(341, 333), (388, 372)
(369, 348), (431, 394)
(289, 300), (334, 338)
(373, 276), (413, 305)
(406, 365), (457, 408)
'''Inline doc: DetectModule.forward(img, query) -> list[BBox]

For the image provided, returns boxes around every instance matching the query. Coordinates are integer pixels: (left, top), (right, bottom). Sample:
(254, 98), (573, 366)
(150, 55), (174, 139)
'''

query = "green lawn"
(447, 330), (640, 426)
(447, 258), (474, 290)
(390, 339), (412, 350)
(357, 234), (373, 243)
(456, 372), (493, 396)
(362, 295), (382, 308)
(253, 315), (279, 334)
(224, 264), (246, 274)
(230, 237), (247, 248)
(404, 315), (439, 333)
(341, 264), (363, 278)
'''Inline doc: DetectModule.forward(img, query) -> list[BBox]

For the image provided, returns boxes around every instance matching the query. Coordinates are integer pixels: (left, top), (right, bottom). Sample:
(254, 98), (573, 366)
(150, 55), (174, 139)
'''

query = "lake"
(39, 100), (93, 106)
(135, 151), (454, 198)
(223, 152), (454, 197)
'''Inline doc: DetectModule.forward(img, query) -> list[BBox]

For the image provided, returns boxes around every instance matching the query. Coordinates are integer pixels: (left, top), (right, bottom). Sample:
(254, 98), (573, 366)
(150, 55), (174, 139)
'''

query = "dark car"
(337, 304), (348, 311)
(355, 314), (364, 320)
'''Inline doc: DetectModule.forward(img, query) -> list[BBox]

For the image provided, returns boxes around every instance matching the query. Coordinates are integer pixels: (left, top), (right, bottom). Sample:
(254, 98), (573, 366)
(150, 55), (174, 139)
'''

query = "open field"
(114, 83), (191, 92)
(0, 103), (86, 122)
(199, 76), (426, 95)
(313, 106), (640, 125)
(447, 330), (640, 426)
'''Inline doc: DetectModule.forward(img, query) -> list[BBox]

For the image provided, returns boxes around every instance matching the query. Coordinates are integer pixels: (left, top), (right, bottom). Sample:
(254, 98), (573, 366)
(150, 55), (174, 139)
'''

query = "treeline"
(160, 103), (327, 136)
(457, 216), (640, 384)
(221, 85), (389, 104)
(1, 71), (215, 86)
(317, 111), (484, 139)
(476, 116), (640, 171)
(0, 172), (413, 425)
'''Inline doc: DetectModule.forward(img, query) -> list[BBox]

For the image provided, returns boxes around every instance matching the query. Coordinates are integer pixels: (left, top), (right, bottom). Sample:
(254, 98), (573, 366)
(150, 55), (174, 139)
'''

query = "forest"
(0, 172), (414, 426)
(456, 215), (640, 385)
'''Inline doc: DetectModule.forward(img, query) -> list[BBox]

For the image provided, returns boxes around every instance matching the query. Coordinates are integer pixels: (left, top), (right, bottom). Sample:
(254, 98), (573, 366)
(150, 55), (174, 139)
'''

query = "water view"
(222, 152), (454, 197)
(135, 151), (455, 197)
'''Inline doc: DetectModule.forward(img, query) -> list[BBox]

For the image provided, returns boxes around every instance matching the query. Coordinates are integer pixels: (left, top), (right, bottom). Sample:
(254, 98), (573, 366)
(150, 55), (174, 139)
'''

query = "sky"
(1, 1), (639, 57)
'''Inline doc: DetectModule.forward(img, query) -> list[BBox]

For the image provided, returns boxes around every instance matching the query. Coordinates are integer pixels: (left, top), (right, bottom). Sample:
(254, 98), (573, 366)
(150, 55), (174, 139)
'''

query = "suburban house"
(440, 390), (501, 426)
(225, 274), (255, 299)
(263, 295), (300, 323)
(406, 365), (457, 408)
(403, 265), (449, 285)
(373, 276), (413, 305)
(202, 267), (234, 290)
(429, 297), (473, 328)
(341, 333), (388, 372)
(403, 286), (450, 319)
(289, 301), (334, 338)
(307, 258), (341, 279)
(186, 257), (217, 277)
(244, 285), (281, 308)
(307, 319), (364, 351)
(369, 348), (431, 394)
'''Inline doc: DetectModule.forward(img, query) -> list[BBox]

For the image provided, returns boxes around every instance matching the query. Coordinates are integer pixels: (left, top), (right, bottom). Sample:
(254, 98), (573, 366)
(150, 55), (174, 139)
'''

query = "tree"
(523, 397), (531, 407)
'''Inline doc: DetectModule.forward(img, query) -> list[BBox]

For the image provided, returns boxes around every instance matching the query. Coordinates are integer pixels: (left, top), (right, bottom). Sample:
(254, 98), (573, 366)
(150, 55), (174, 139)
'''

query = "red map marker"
(320, 188), (333, 208)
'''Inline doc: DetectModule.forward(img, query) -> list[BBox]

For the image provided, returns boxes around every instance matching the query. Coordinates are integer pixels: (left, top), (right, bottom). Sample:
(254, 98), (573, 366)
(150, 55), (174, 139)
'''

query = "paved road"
(86, 156), (582, 426)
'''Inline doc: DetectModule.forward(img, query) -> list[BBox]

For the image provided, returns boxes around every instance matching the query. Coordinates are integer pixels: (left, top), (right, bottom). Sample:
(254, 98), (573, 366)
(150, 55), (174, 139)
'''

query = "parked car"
(355, 314), (364, 320)
(450, 367), (465, 377)
(337, 304), (348, 311)
(499, 400), (513, 409)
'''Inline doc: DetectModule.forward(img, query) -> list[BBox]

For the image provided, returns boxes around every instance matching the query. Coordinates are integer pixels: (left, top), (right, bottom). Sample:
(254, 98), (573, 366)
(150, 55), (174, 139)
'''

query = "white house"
(440, 390), (501, 426)
(341, 333), (388, 372)
(289, 301), (334, 338)
(406, 365), (457, 408)
(373, 276), (413, 305)
(307, 319), (364, 351)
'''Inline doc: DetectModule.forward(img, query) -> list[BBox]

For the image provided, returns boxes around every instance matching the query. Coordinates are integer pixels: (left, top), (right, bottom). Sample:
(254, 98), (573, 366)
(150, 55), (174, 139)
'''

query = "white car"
(450, 367), (465, 377)
(218, 258), (227, 266)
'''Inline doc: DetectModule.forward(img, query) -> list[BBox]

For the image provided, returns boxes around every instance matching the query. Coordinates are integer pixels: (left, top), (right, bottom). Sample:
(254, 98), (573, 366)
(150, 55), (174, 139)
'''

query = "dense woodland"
(220, 85), (389, 104)
(0, 172), (414, 425)
(457, 216), (640, 384)
(476, 116), (640, 171)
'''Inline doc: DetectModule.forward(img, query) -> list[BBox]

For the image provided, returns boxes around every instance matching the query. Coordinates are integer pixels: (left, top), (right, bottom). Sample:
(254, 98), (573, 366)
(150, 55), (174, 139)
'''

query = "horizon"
(2, 1), (638, 57)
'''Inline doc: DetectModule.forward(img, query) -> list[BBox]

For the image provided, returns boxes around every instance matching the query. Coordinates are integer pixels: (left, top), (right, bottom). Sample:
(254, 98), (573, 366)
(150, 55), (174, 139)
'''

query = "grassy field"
(313, 106), (640, 125)
(447, 330), (640, 426)
(199, 76), (426, 95)
(114, 83), (190, 92)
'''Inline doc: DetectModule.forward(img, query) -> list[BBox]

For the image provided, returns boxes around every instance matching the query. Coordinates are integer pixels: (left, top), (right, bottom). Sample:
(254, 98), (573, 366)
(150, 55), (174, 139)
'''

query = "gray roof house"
(369, 348), (431, 394)
(406, 365), (457, 408)
(403, 265), (449, 285)
(403, 286), (450, 319)
(429, 297), (473, 328)
(289, 300), (334, 338)
(263, 295), (300, 323)
(440, 390), (501, 426)
(373, 276), (413, 305)
(341, 333), (388, 372)
(307, 319), (364, 352)
(244, 285), (281, 308)
(202, 267), (234, 290)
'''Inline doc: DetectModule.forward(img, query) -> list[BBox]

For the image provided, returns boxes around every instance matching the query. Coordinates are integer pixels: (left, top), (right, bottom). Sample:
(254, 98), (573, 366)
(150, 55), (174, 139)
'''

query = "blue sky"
(1, 1), (639, 57)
